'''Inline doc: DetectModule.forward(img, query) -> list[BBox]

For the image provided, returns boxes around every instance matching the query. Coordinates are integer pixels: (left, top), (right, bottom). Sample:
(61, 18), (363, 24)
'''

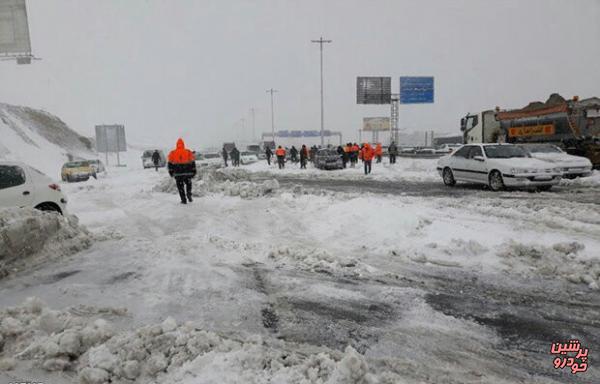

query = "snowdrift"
(0, 298), (378, 384)
(0, 102), (95, 177)
(0, 208), (92, 277)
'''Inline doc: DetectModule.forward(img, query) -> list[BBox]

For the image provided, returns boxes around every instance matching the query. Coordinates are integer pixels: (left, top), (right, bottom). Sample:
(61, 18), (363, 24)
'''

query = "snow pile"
(0, 298), (387, 383)
(560, 170), (600, 187)
(154, 167), (280, 199)
(0, 208), (92, 277)
(268, 247), (377, 278)
(498, 241), (600, 289)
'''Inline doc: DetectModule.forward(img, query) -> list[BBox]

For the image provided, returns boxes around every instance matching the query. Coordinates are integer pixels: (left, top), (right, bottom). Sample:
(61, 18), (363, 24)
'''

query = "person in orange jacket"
(375, 143), (383, 163)
(361, 143), (375, 175)
(168, 138), (196, 204)
(275, 145), (286, 169)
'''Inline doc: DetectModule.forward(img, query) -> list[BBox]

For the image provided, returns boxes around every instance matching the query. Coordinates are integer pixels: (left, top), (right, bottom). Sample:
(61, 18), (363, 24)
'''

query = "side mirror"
(473, 155), (485, 162)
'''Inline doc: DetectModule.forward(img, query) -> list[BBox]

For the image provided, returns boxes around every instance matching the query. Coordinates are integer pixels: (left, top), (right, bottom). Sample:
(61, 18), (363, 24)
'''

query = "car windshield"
(241, 152), (254, 156)
(524, 145), (562, 153)
(65, 161), (89, 168)
(484, 145), (529, 159)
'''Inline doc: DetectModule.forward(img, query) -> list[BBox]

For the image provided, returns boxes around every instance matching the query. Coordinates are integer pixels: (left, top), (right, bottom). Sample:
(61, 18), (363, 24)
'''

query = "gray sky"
(1, 0), (599, 149)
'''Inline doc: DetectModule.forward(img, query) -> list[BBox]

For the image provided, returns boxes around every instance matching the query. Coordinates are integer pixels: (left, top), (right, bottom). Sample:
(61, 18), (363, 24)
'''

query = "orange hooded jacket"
(361, 143), (375, 161)
(375, 143), (383, 156)
(275, 147), (286, 157)
(168, 138), (195, 164)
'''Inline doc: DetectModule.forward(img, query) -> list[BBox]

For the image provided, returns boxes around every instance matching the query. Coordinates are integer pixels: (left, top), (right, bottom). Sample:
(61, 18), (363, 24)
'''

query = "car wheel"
(442, 167), (456, 186)
(35, 203), (62, 215)
(488, 170), (505, 191)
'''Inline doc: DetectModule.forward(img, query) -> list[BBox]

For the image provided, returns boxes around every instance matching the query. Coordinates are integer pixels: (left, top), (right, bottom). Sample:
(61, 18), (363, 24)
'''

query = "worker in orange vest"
(375, 143), (383, 163)
(275, 145), (286, 169)
(167, 138), (197, 204)
(361, 143), (375, 175)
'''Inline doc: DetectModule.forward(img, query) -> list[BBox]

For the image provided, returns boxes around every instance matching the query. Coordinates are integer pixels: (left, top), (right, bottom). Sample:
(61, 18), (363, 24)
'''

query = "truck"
(461, 94), (600, 168)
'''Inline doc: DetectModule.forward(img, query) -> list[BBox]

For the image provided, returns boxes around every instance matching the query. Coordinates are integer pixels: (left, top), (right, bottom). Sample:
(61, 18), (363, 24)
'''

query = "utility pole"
(249, 108), (256, 142)
(311, 36), (332, 146)
(266, 88), (278, 142)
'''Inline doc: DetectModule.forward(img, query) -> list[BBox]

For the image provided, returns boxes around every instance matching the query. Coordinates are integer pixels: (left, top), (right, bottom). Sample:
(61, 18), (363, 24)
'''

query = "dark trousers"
(300, 158), (307, 169)
(224, 158), (228, 167)
(267, 156), (271, 165)
(376, 155), (382, 163)
(277, 156), (285, 169)
(364, 160), (372, 175)
(175, 176), (192, 203)
(389, 154), (396, 164)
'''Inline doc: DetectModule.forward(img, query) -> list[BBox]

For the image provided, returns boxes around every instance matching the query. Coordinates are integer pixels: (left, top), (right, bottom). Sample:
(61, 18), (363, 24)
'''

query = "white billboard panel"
(0, 0), (31, 55)
(363, 117), (390, 132)
(95, 125), (127, 153)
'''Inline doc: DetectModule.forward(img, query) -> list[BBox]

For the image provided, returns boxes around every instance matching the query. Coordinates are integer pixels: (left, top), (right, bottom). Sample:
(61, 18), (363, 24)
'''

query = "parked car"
(437, 143), (562, 191)
(517, 144), (593, 179)
(141, 149), (166, 169)
(61, 160), (96, 182)
(196, 152), (222, 167)
(88, 159), (106, 173)
(436, 144), (463, 154)
(314, 148), (343, 170)
(0, 161), (67, 214)
(240, 152), (259, 165)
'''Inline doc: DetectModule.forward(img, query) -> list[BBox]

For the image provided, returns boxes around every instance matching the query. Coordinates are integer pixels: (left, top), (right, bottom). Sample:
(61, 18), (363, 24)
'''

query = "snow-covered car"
(142, 149), (167, 169)
(240, 152), (259, 165)
(437, 143), (562, 191)
(314, 148), (343, 170)
(517, 144), (593, 179)
(61, 160), (97, 182)
(0, 161), (67, 214)
(196, 152), (222, 167)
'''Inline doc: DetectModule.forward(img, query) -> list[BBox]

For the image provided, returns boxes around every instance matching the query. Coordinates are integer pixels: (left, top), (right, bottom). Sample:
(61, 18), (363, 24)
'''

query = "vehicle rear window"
(468, 146), (483, 158)
(65, 161), (89, 168)
(524, 145), (562, 153)
(484, 145), (529, 158)
(0, 165), (26, 190)
(453, 146), (471, 158)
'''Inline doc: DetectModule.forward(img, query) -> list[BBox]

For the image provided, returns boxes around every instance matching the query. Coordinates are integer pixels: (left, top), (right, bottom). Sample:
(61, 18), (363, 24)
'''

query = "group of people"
(164, 138), (402, 204)
(221, 146), (240, 167)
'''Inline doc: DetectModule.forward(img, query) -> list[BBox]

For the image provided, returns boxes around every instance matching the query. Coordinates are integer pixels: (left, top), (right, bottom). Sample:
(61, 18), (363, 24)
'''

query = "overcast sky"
(1, 0), (599, 149)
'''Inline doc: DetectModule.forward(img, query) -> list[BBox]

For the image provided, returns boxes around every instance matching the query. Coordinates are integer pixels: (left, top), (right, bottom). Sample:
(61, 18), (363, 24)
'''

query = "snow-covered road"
(1, 156), (599, 383)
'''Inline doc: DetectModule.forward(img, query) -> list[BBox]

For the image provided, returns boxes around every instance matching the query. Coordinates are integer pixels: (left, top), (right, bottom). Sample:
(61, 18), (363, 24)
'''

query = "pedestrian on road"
(361, 142), (375, 175)
(300, 144), (308, 169)
(168, 138), (197, 204)
(343, 143), (351, 168)
(351, 143), (360, 167)
(152, 150), (161, 171)
(265, 146), (273, 166)
(290, 146), (298, 163)
(388, 141), (398, 164)
(222, 146), (229, 167)
(375, 143), (383, 163)
(275, 145), (286, 169)
(230, 146), (240, 167)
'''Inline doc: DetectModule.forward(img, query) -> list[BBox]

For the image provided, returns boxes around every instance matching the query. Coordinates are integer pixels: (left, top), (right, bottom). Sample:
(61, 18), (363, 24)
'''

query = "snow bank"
(0, 208), (92, 277)
(153, 167), (280, 199)
(498, 241), (600, 289)
(560, 170), (600, 187)
(0, 298), (391, 383)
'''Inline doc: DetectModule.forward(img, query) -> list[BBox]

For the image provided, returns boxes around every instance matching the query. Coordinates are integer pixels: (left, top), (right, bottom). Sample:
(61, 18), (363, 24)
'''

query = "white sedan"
(0, 161), (68, 214)
(437, 144), (562, 191)
(517, 144), (593, 179)
(240, 152), (259, 165)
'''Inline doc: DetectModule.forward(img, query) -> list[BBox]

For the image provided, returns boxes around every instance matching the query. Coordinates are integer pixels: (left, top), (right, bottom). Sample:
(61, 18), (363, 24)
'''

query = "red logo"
(550, 340), (589, 374)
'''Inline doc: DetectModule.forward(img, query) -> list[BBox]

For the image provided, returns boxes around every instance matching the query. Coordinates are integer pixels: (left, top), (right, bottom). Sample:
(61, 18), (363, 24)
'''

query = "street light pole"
(266, 88), (278, 143)
(250, 108), (256, 142)
(311, 36), (332, 147)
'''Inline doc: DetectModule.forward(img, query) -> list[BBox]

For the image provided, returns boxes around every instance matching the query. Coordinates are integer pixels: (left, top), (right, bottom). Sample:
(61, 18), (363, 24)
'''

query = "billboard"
(0, 0), (31, 55)
(95, 125), (127, 153)
(400, 76), (434, 104)
(357, 77), (391, 104)
(363, 117), (390, 131)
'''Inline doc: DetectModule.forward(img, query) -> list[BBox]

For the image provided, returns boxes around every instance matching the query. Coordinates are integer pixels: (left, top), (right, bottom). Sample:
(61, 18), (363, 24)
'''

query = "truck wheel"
(443, 168), (456, 186)
(488, 170), (505, 191)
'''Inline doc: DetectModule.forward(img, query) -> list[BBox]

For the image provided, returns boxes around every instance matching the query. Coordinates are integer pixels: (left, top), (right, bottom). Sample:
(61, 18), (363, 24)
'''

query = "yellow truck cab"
(61, 160), (97, 182)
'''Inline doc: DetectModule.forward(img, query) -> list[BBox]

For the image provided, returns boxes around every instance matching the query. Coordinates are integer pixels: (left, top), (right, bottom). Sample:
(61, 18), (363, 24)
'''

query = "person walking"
(275, 145), (286, 169)
(230, 146), (240, 167)
(222, 146), (229, 167)
(168, 138), (197, 204)
(290, 146), (298, 163)
(361, 142), (375, 175)
(265, 146), (273, 166)
(151, 150), (162, 171)
(388, 141), (398, 164)
(375, 143), (383, 163)
(300, 144), (308, 169)
(351, 143), (360, 167)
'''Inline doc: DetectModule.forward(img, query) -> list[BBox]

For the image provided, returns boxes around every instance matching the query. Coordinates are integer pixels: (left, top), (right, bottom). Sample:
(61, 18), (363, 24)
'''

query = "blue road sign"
(400, 77), (434, 104)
